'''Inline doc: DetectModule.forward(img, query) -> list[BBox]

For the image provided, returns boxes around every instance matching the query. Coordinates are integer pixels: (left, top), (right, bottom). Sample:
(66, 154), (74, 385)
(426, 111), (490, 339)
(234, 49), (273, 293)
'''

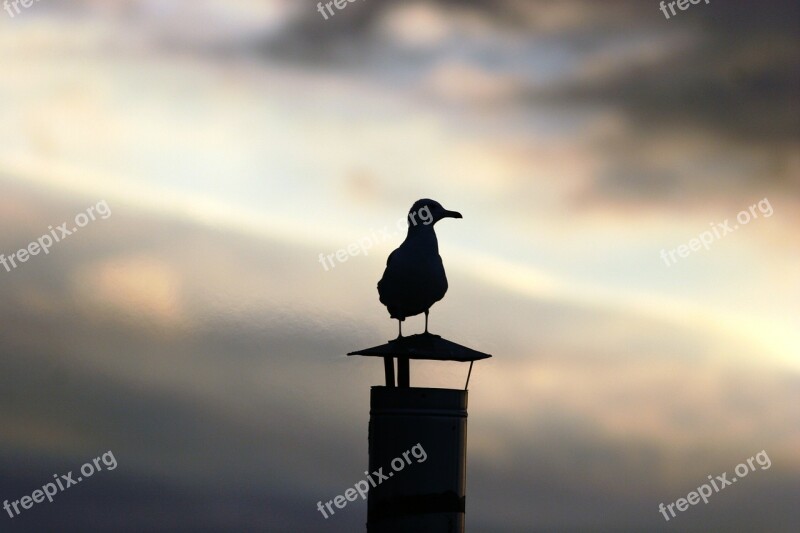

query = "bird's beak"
(443, 210), (463, 219)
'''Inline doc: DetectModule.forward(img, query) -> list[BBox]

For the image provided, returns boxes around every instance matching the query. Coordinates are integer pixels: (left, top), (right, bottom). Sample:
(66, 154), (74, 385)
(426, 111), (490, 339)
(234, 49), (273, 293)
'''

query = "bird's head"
(408, 199), (462, 227)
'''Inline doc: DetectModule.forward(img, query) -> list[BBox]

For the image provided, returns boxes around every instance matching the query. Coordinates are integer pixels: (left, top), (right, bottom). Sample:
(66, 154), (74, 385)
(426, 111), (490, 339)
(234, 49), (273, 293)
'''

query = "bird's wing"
(377, 251), (393, 288)
(377, 249), (398, 304)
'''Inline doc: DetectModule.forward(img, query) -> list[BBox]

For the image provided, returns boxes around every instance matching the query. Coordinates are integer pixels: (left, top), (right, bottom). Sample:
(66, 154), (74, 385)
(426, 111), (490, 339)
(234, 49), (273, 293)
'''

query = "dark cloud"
(1, 184), (797, 531)
(531, 1), (800, 205)
(251, 1), (800, 208)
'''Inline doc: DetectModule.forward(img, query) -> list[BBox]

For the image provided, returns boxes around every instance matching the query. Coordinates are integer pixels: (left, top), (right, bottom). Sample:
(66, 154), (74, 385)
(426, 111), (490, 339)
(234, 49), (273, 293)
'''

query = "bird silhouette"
(378, 199), (462, 338)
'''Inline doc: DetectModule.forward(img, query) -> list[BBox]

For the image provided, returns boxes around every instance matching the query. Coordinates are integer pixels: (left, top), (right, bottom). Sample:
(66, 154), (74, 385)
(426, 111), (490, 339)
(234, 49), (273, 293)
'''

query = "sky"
(0, 1), (798, 531)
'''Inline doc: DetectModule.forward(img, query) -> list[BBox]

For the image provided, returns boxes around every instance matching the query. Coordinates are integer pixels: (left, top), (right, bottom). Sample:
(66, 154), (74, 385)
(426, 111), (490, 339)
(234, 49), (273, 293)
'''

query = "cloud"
(1, 3), (798, 530)
(527, 1), (800, 207)
(1, 183), (797, 530)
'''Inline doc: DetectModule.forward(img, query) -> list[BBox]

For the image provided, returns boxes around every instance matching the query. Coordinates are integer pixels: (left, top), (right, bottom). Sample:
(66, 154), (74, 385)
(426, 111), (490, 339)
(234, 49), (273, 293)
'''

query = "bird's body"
(378, 229), (448, 320)
(378, 199), (461, 337)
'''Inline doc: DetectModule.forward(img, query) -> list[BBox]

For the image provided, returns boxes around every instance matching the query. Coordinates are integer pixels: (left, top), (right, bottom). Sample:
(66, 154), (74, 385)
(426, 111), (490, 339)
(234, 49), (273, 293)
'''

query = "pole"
(367, 386), (467, 532)
(397, 357), (410, 388)
(383, 357), (395, 387)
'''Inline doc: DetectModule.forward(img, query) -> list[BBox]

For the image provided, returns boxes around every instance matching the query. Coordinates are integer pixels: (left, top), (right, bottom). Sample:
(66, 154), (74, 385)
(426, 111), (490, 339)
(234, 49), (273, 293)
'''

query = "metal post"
(367, 386), (467, 532)
(348, 334), (491, 533)
(383, 357), (395, 387)
(397, 357), (410, 388)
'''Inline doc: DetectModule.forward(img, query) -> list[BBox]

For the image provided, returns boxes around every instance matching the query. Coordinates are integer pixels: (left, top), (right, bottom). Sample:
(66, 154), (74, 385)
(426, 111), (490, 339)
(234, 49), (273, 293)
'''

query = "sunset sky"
(0, 1), (798, 531)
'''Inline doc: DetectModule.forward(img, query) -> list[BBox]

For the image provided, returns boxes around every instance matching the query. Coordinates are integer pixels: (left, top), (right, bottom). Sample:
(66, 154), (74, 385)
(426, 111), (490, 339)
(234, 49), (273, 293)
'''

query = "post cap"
(348, 333), (492, 362)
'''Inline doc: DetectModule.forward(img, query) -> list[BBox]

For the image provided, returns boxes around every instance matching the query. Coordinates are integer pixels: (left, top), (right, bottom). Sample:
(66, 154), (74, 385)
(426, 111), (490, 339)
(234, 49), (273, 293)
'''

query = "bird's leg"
(424, 309), (429, 334)
(397, 319), (403, 339)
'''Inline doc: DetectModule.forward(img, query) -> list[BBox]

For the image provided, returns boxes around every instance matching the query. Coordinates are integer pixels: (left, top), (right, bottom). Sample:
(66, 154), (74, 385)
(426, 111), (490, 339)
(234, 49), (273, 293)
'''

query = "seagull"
(378, 199), (462, 338)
